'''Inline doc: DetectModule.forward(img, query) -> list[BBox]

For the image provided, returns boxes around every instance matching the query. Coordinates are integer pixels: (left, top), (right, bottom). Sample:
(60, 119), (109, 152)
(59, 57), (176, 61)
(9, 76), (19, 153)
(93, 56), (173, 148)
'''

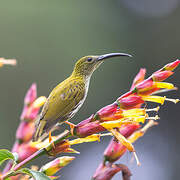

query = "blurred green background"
(0, 0), (180, 179)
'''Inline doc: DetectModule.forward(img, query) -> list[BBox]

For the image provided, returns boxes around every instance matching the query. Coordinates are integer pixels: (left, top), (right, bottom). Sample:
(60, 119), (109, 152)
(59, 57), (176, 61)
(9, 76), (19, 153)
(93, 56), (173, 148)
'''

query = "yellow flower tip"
(146, 115), (159, 121)
(155, 82), (174, 89)
(33, 96), (47, 108)
(155, 106), (160, 112)
(132, 116), (146, 124)
(66, 148), (80, 154)
(175, 99), (180, 104)
(142, 95), (166, 105)
(109, 129), (135, 152)
(165, 97), (180, 104)
(69, 134), (101, 145)
(154, 115), (160, 120)
(123, 108), (146, 118)
(133, 152), (141, 166)
(100, 120), (125, 129)
(146, 106), (160, 112)
(59, 156), (75, 167)
(161, 97), (165, 105)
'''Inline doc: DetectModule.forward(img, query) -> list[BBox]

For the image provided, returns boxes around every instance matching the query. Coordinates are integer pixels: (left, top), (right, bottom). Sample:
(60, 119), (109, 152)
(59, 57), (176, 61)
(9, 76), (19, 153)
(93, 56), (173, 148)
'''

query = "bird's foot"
(65, 121), (75, 136)
(49, 131), (55, 149)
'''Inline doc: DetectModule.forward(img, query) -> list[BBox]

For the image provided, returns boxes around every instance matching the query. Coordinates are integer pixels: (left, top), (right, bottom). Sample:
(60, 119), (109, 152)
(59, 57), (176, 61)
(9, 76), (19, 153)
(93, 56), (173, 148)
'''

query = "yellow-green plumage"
(33, 53), (131, 141)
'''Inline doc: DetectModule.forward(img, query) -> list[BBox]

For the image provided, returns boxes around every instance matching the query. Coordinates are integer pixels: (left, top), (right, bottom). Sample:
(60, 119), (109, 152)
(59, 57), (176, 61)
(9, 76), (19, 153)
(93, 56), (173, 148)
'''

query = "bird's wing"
(39, 78), (86, 129)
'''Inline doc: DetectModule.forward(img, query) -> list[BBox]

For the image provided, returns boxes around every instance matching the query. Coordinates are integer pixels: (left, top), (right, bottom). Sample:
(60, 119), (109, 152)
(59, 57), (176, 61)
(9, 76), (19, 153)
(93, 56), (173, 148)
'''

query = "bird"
(33, 53), (132, 142)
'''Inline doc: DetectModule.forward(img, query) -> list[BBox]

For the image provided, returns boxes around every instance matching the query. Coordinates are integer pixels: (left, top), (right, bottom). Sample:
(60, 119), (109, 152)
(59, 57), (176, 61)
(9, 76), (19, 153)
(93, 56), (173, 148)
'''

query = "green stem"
(2, 130), (71, 180)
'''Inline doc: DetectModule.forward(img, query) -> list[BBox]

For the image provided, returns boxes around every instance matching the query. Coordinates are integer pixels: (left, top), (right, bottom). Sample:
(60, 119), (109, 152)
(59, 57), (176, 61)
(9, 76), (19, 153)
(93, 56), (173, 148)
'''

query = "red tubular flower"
(74, 120), (106, 138)
(159, 59), (180, 72)
(135, 79), (154, 93)
(117, 96), (144, 110)
(96, 103), (119, 121)
(152, 71), (174, 82)
(104, 140), (127, 163)
(130, 68), (146, 90)
(92, 163), (132, 180)
(104, 123), (140, 163)
(74, 115), (106, 138)
(16, 121), (35, 143)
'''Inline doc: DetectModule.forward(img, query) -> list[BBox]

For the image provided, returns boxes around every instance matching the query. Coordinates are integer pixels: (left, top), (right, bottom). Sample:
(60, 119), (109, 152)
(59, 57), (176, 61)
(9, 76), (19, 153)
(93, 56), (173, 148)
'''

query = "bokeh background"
(0, 0), (180, 179)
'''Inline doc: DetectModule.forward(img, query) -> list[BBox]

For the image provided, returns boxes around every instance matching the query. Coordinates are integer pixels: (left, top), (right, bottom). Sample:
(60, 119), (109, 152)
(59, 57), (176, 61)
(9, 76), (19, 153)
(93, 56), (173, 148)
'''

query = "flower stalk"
(1, 60), (180, 180)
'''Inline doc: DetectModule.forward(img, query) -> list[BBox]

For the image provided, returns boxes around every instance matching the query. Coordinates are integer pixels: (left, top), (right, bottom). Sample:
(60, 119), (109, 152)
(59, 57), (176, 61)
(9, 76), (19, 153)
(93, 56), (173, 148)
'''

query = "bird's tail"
(32, 120), (46, 142)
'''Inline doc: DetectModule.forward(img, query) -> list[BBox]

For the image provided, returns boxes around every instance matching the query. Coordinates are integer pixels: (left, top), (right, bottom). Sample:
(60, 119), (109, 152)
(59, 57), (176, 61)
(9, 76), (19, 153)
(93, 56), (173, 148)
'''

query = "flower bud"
(20, 96), (46, 121)
(74, 115), (106, 138)
(20, 106), (28, 121)
(12, 141), (20, 153)
(152, 71), (174, 82)
(74, 121), (106, 138)
(92, 163), (132, 180)
(24, 83), (37, 106)
(118, 96), (144, 110)
(16, 121), (35, 143)
(40, 156), (75, 176)
(131, 68), (146, 90)
(135, 79), (153, 93)
(96, 103), (119, 121)
(160, 59), (180, 71)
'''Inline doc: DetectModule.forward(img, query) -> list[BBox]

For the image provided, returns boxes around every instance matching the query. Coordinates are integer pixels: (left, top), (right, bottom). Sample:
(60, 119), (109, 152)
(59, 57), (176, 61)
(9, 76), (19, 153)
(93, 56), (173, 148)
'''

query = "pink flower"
(24, 83), (37, 106)
(92, 163), (132, 180)
(131, 68), (146, 90)
(152, 71), (174, 82)
(117, 96), (144, 110)
(16, 121), (35, 143)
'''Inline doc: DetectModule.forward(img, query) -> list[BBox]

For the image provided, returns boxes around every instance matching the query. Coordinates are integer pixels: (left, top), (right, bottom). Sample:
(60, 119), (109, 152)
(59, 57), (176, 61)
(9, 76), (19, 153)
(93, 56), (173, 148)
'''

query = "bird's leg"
(65, 121), (75, 135)
(49, 131), (55, 149)
(40, 125), (59, 141)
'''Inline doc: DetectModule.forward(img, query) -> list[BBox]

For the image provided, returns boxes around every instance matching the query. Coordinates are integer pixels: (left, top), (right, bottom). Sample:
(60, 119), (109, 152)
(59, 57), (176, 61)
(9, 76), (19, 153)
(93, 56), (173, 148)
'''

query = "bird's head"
(72, 53), (132, 78)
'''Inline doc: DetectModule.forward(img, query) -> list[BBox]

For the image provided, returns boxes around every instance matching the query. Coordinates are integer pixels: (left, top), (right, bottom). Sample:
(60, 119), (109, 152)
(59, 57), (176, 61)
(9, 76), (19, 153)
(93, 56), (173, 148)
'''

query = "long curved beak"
(97, 53), (132, 61)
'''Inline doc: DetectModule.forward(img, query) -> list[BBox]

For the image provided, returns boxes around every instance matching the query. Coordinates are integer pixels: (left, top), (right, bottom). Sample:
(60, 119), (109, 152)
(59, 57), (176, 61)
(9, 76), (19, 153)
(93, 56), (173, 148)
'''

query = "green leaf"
(20, 168), (51, 180)
(0, 149), (16, 166)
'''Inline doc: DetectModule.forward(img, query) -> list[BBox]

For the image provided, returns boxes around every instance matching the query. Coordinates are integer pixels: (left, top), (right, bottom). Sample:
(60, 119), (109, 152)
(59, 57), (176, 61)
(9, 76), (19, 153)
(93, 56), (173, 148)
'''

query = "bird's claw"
(65, 121), (75, 136)
(49, 131), (55, 149)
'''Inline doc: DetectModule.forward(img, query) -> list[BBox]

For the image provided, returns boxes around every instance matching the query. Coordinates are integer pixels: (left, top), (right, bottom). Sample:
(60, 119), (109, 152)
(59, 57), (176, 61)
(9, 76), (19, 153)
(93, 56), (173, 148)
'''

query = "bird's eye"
(87, 57), (93, 62)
